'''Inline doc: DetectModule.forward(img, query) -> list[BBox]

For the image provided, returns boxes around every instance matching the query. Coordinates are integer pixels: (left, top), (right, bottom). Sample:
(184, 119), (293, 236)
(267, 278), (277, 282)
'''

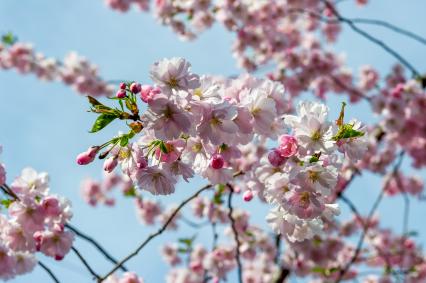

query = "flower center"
(311, 130), (322, 141)
(119, 148), (131, 160)
(300, 191), (310, 205)
(194, 88), (203, 97)
(167, 77), (179, 89)
(308, 170), (320, 182)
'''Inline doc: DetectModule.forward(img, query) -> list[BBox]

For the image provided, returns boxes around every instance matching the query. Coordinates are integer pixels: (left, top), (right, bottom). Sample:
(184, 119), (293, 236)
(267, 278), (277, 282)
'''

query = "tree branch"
(335, 151), (405, 282)
(71, 246), (101, 280)
(321, 0), (420, 77)
(226, 184), (243, 283)
(97, 183), (214, 282)
(350, 18), (426, 47)
(38, 261), (60, 283)
(65, 224), (128, 272)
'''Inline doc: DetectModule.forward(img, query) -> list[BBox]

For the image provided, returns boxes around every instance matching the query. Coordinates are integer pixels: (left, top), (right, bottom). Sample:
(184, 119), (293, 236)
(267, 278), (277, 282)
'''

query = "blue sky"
(1, 1), (426, 282)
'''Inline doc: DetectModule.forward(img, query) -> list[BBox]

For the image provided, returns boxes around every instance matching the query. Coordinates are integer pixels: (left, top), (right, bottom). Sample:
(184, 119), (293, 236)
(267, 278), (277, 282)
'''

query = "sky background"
(1, 0), (426, 282)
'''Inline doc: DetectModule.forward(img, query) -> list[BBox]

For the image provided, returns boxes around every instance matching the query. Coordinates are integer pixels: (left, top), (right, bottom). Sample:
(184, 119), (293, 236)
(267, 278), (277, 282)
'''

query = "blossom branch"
(322, 0), (420, 77)
(64, 224), (128, 272)
(335, 151), (405, 282)
(38, 261), (60, 283)
(226, 184), (243, 283)
(71, 246), (101, 280)
(98, 183), (214, 282)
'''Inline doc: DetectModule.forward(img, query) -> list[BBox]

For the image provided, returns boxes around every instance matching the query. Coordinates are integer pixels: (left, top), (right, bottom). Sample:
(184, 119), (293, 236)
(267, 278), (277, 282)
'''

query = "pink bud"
(55, 255), (64, 261)
(116, 89), (126, 98)
(243, 190), (253, 202)
(210, 154), (224, 169)
(140, 85), (160, 103)
(391, 83), (404, 98)
(119, 82), (126, 90)
(278, 135), (298, 157)
(268, 149), (287, 167)
(130, 82), (141, 94)
(76, 146), (99, 165)
(103, 156), (118, 173)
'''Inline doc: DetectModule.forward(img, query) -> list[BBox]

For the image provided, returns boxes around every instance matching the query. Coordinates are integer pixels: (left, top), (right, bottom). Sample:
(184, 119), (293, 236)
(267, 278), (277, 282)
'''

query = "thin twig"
(335, 151), (405, 282)
(98, 183), (214, 282)
(38, 261), (60, 283)
(351, 18), (426, 47)
(71, 246), (100, 280)
(226, 184), (243, 283)
(321, 0), (420, 77)
(0, 184), (20, 200)
(65, 224), (128, 272)
(211, 221), (218, 250)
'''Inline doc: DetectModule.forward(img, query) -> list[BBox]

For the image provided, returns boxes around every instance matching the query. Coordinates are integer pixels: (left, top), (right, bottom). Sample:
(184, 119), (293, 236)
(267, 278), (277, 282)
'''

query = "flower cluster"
(0, 157), (74, 280)
(0, 40), (113, 97)
(77, 57), (366, 244)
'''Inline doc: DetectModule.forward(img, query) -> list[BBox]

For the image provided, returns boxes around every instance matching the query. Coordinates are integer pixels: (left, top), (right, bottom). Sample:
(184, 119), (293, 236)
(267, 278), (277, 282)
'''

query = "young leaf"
(332, 123), (364, 141)
(1, 32), (17, 45)
(90, 114), (117, 133)
(336, 102), (346, 127)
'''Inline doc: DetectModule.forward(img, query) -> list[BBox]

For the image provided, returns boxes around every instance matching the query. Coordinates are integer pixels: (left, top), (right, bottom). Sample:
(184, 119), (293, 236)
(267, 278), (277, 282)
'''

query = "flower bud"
(210, 154), (224, 169)
(268, 149), (287, 167)
(119, 82), (126, 90)
(130, 82), (141, 94)
(278, 135), (298, 157)
(76, 146), (99, 165)
(243, 190), (253, 202)
(140, 85), (160, 103)
(116, 89), (126, 98)
(103, 156), (118, 173)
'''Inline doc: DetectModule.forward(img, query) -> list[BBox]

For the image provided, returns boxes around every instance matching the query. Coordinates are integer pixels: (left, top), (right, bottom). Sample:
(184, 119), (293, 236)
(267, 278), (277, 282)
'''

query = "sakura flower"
(134, 166), (177, 195)
(144, 94), (191, 140)
(241, 88), (277, 136)
(35, 230), (74, 260)
(10, 167), (49, 196)
(13, 252), (37, 276)
(297, 164), (338, 196)
(196, 101), (238, 145)
(150, 57), (200, 94)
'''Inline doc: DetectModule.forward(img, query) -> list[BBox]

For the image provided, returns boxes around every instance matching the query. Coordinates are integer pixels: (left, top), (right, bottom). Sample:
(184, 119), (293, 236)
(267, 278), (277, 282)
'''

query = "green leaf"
(159, 141), (169, 154)
(120, 135), (129, 147)
(1, 32), (17, 45)
(332, 123), (364, 141)
(177, 247), (188, 253)
(90, 114), (117, 133)
(309, 152), (321, 163)
(1, 199), (14, 208)
(123, 187), (136, 197)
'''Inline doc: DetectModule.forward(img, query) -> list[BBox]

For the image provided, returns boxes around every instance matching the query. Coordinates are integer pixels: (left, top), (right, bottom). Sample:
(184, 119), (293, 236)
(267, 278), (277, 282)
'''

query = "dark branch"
(65, 224), (128, 272)
(71, 246), (100, 280)
(38, 261), (60, 283)
(226, 184), (243, 283)
(98, 183), (214, 282)
(321, 0), (420, 77)
(335, 151), (405, 283)
(351, 18), (426, 47)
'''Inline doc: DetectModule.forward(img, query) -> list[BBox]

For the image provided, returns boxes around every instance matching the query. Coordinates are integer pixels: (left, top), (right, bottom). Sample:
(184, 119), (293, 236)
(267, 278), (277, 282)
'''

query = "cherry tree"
(1, 0), (426, 282)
